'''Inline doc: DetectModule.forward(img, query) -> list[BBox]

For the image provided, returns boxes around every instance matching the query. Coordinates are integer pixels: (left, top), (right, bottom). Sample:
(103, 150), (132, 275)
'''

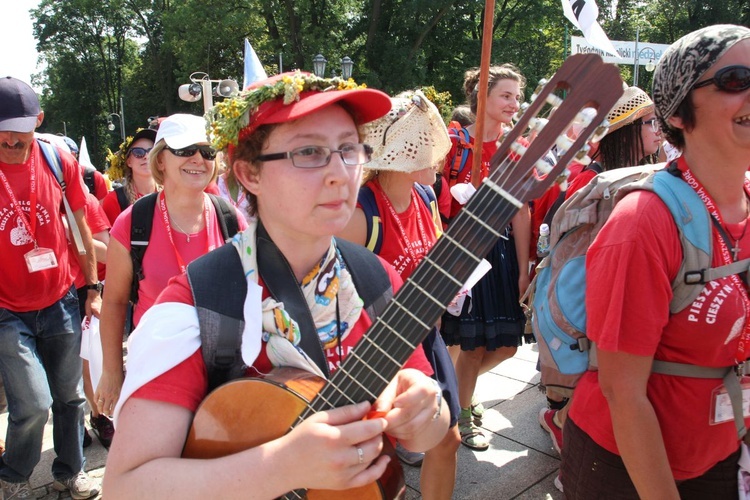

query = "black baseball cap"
(0, 77), (41, 133)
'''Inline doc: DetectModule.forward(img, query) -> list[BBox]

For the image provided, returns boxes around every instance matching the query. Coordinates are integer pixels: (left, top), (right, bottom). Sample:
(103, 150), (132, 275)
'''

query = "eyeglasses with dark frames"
(128, 147), (152, 159)
(255, 143), (373, 169)
(693, 65), (750, 93)
(641, 118), (660, 133)
(165, 145), (217, 161)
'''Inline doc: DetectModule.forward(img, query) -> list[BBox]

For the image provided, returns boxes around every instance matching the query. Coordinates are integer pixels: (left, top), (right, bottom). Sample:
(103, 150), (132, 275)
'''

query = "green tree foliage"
(31, 0), (749, 170)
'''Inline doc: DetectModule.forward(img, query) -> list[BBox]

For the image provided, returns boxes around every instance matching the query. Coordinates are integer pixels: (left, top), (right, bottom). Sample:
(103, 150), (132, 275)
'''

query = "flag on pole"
(562, 0), (619, 57)
(78, 137), (96, 170)
(243, 39), (267, 90)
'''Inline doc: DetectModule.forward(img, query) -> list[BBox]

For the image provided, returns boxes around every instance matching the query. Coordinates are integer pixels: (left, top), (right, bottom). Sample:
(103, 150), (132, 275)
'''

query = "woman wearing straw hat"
(103, 73), (449, 498)
(338, 89), (461, 500)
(560, 25), (750, 498)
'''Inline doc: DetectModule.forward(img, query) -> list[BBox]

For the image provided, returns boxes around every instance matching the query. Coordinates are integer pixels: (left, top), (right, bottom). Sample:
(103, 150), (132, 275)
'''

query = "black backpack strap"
(256, 222), (331, 377)
(207, 193), (239, 241)
(115, 186), (130, 211)
(188, 244), (247, 392)
(83, 166), (97, 195)
(129, 192), (159, 304)
(358, 184), (383, 254)
(542, 190), (566, 227)
(335, 238), (393, 321)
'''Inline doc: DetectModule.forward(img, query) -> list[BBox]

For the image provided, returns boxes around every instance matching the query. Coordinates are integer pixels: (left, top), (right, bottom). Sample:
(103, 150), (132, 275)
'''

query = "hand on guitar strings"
(373, 368), (450, 453)
(280, 401), (390, 491)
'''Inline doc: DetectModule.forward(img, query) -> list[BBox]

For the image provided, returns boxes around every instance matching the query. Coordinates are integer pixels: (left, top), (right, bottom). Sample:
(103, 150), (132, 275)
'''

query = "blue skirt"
(440, 227), (524, 351)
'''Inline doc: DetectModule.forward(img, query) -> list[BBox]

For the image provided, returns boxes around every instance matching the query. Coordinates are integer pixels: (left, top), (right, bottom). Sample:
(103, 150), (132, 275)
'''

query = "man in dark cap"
(0, 76), (100, 499)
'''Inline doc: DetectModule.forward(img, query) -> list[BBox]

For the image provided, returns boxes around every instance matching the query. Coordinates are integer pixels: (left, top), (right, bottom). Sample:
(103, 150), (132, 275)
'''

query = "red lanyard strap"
(158, 192), (210, 274)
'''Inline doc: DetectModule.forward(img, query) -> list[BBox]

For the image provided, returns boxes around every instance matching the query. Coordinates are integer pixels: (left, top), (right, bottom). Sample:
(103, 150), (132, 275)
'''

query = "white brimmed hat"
(362, 90), (451, 173)
(155, 114), (209, 149)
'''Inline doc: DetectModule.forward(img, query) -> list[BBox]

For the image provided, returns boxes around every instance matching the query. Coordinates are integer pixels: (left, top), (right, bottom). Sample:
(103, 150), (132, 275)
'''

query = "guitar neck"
(301, 53), (624, 416)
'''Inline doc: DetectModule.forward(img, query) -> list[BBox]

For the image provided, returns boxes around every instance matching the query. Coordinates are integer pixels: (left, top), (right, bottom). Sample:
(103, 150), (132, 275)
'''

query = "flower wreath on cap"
(106, 128), (156, 181)
(206, 72), (368, 152)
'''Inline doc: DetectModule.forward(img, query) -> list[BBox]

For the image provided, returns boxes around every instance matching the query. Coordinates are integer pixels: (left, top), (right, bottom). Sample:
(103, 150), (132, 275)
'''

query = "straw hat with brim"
(207, 71), (392, 153)
(362, 90), (452, 173)
(606, 86), (654, 133)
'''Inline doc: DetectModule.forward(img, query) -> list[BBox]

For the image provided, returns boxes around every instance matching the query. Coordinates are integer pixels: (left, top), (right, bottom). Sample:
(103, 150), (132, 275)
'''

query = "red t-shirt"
(442, 137), (496, 221)
(0, 142), (88, 311)
(564, 167), (598, 201)
(70, 193), (110, 288)
(359, 179), (439, 279)
(530, 161), (585, 258)
(101, 188), (126, 226)
(569, 188), (750, 479)
(88, 170), (109, 201)
(132, 262), (433, 413)
(110, 194), (248, 326)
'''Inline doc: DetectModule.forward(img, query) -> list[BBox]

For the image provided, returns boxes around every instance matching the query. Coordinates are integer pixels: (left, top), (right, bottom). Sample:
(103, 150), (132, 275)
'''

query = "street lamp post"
(107, 113), (125, 141)
(312, 54), (327, 78)
(178, 72), (239, 113)
(312, 54), (354, 79)
(632, 27), (657, 87)
(341, 57), (354, 80)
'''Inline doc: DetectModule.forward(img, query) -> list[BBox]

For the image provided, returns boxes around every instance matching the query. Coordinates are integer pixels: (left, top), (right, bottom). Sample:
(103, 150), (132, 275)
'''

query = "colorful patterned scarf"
(230, 221), (363, 378)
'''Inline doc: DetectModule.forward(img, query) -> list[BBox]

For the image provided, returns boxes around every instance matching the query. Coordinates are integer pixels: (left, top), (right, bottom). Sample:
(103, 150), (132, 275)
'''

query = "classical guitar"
(181, 53), (624, 499)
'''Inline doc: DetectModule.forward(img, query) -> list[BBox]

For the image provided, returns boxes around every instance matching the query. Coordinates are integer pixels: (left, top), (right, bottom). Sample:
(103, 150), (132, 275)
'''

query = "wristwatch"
(86, 282), (104, 294)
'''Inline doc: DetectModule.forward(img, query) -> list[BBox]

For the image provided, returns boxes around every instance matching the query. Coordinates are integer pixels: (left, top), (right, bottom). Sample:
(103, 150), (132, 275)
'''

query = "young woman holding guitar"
(103, 73), (450, 499)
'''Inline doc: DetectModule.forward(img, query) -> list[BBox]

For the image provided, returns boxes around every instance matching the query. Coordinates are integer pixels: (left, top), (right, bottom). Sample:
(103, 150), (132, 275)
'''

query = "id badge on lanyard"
(24, 246), (58, 273)
(710, 377), (750, 425)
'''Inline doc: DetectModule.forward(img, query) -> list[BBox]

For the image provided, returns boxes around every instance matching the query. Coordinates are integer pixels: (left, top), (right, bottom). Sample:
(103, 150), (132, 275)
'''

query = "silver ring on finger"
(356, 446), (364, 465)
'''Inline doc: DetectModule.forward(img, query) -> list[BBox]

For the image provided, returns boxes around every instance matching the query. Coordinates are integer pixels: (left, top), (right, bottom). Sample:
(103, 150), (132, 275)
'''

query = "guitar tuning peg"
(531, 78), (549, 102)
(545, 93), (563, 108)
(513, 102), (530, 122)
(590, 120), (610, 143)
(528, 117), (548, 134)
(574, 145), (592, 165)
(555, 135), (573, 155)
(535, 158), (553, 175)
(510, 141), (527, 158)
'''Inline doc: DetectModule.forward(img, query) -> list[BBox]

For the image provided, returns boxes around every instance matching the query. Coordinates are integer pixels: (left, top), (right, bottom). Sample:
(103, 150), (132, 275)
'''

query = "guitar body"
(182, 367), (405, 500)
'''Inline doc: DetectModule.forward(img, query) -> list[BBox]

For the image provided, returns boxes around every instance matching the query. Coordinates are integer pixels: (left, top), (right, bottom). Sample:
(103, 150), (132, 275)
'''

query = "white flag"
(562, 0), (619, 56)
(77, 137), (96, 170)
(243, 39), (267, 90)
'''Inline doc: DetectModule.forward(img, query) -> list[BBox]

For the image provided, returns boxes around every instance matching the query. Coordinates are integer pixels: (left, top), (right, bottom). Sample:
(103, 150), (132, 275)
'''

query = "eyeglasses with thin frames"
(693, 65), (750, 93)
(255, 143), (373, 169)
(165, 145), (217, 161)
(641, 118), (660, 133)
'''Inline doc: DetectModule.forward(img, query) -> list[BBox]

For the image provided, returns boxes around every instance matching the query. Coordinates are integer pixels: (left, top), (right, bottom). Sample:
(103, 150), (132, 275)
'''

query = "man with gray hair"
(0, 76), (100, 499)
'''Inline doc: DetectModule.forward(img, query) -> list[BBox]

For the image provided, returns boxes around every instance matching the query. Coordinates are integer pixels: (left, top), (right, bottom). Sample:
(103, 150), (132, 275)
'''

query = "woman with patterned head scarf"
(560, 25), (750, 499)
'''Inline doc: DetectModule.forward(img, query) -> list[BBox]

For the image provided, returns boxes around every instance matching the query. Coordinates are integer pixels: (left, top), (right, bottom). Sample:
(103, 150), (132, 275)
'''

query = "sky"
(1, 0), (43, 90)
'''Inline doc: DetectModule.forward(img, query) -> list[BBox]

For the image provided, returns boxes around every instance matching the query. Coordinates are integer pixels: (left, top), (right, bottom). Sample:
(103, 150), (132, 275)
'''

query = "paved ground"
(4, 343), (563, 499)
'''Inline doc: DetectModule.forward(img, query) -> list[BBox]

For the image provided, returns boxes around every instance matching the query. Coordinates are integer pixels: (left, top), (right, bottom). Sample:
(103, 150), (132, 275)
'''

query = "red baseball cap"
(234, 73), (392, 142)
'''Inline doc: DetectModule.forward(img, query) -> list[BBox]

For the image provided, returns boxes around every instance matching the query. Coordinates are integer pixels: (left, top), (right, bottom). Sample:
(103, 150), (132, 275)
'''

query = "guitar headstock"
(491, 54), (624, 202)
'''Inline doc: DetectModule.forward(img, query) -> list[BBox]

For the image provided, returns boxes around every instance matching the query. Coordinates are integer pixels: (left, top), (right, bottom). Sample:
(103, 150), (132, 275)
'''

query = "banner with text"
(571, 36), (671, 65)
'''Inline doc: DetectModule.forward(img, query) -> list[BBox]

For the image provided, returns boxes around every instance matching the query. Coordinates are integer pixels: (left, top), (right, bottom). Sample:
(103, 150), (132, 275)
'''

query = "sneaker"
(538, 407), (563, 454)
(554, 472), (564, 492)
(90, 413), (115, 448)
(395, 442), (424, 467)
(82, 428), (92, 448)
(1, 479), (34, 499)
(52, 471), (100, 500)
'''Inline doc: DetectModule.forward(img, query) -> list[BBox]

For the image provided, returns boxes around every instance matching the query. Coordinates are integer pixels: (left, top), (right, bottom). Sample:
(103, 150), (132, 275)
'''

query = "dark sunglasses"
(165, 145), (217, 160)
(127, 147), (152, 159)
(693, 65), (750, 93)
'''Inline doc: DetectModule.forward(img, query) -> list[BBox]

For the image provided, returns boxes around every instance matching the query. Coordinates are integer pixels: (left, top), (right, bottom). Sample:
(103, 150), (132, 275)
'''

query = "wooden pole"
(471, 0), (496, 189)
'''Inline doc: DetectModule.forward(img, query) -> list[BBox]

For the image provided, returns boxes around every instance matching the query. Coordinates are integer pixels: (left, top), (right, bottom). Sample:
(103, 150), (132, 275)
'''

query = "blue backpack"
(527, 163), (750, 437)
(359, 183), (439, 255)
